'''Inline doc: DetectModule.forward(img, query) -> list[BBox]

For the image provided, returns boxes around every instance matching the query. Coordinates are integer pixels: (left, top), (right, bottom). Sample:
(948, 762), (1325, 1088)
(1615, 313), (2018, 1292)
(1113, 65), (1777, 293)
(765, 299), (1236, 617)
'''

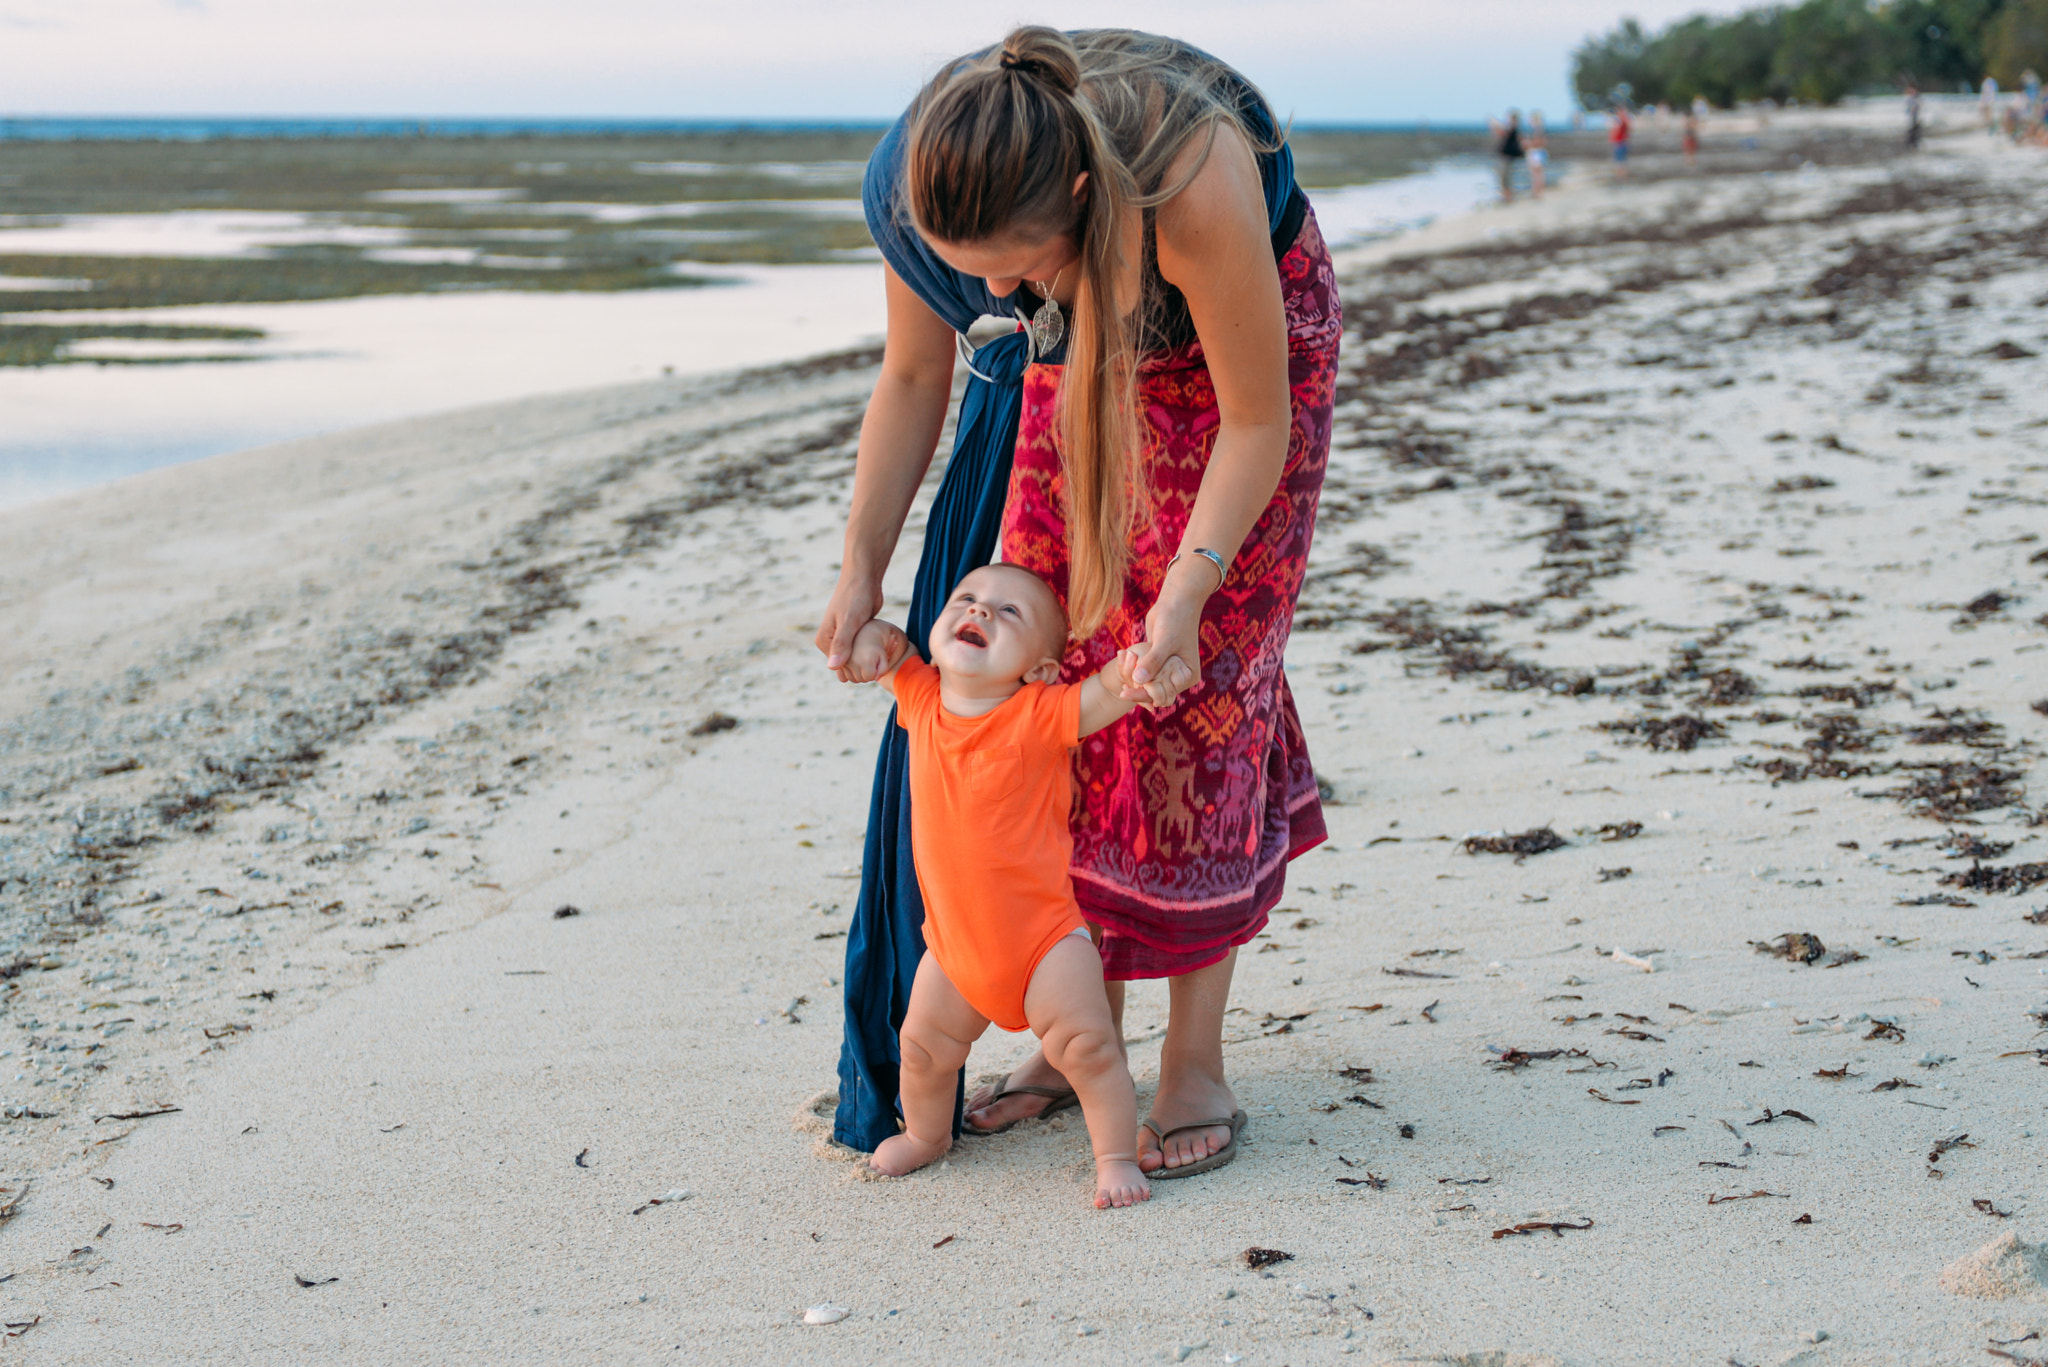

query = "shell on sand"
(1938, 1232), (2048, 1301)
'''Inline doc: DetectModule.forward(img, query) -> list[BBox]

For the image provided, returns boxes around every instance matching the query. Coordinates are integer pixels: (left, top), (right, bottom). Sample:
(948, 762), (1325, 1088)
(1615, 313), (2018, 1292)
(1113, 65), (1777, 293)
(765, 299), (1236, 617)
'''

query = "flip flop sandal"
(961, 1072), (1080, 1136)
(1139, 1109), (1249, 1180)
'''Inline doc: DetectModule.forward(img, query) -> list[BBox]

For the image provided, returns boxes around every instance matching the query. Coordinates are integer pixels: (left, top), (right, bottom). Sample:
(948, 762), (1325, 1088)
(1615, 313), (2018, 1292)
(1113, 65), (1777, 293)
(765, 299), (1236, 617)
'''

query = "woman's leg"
(1135, 947), (1239, 1172)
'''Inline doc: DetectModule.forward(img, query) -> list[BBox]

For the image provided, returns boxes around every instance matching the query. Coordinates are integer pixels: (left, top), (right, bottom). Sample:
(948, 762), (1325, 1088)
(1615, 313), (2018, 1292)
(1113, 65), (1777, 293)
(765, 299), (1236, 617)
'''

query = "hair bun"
(997, 27), (1079, 96)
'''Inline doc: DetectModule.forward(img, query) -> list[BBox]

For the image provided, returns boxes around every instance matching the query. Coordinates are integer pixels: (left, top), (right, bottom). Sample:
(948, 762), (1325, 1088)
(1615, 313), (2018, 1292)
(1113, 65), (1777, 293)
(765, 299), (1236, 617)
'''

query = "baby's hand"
(1107, 647), (1148, 700)
(841, 619), (910, 683)
(1109, 646), (1186, 710)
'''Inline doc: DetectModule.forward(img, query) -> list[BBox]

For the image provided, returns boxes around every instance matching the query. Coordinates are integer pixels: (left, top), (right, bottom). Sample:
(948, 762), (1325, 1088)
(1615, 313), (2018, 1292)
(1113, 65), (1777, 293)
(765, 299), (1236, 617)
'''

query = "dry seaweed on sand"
(1492, 1218), (1592, 1239)
(1944, 833), (2016, 859)
(1941, 862), (2048, 896)
(1597, 713), (1725, 751)
(1872, 1077), (1920, 1091)
(1708, 1190), (1789, 1205)
(1814, 1065), (1862, 1080)
(1752, 932), (1827, 963)
(1241, 1247), (1293, 1269)
(687, 712), (738, 736)
(1597, 821), (1643, 841)
(1461, 827), (1567, 859)
(1928, 1133), (1977, 1164)
(1972, 1199), (2014, 1218)
(1885, 761), (2026, 819)
(1905, 710), (2004, 747)
(1488, 1046), (1596, 1071)
(1747, 1108), (1816, 1126)
(1986, 1348), (2048, 1367)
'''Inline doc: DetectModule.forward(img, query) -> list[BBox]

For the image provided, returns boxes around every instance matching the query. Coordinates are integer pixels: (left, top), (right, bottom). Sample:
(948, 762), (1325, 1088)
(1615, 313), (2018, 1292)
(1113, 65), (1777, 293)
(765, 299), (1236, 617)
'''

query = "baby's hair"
(972, 562), (1069, 658)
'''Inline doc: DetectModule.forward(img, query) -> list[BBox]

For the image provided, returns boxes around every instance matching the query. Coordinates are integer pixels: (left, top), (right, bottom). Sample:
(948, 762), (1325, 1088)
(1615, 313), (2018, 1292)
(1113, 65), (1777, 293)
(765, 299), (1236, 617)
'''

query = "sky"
(0, 0), (1757, 124)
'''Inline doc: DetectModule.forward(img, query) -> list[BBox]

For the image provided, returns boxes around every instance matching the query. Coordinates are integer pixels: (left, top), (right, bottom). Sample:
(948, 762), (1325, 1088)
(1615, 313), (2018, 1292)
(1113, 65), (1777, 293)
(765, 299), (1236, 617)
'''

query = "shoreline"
(1, 123), (2045, 1363)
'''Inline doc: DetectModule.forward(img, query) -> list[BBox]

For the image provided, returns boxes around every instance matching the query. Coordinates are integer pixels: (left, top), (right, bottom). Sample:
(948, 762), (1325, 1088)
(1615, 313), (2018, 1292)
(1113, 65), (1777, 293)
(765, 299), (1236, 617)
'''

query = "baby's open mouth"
(955, 623), (988, 648)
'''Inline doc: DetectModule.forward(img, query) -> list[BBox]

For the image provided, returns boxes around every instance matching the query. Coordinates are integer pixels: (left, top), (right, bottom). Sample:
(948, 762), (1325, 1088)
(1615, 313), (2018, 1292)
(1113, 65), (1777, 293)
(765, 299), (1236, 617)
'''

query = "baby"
(843, 563), (1150, 1208)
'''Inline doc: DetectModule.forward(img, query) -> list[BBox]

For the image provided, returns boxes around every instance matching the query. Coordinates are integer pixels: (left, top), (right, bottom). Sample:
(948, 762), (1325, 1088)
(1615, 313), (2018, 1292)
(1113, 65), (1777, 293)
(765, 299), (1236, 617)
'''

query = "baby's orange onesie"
(885, 654), (1087, 1031)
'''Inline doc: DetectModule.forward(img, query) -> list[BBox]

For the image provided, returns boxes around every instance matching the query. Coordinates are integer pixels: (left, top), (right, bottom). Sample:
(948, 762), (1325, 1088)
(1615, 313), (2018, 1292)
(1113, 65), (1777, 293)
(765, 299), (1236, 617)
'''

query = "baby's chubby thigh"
(1022, 930), (1123, 1080)
(901, 950), (991, 1073)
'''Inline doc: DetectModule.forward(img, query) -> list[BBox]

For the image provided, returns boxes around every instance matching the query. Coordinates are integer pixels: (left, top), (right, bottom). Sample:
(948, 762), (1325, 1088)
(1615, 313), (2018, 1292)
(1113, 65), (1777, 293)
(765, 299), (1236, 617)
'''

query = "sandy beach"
(1, 117), (2046, 1364)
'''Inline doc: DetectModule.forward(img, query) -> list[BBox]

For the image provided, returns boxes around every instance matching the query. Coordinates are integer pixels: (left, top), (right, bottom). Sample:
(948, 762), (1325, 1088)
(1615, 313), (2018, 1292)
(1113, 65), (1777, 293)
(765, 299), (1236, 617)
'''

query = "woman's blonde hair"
(903, 27), (1282, 635)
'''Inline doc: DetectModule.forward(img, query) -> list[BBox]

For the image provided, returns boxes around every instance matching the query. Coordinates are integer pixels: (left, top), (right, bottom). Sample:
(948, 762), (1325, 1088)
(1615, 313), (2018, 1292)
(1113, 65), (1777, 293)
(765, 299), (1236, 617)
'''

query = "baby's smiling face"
(927, 565), (1067, 697)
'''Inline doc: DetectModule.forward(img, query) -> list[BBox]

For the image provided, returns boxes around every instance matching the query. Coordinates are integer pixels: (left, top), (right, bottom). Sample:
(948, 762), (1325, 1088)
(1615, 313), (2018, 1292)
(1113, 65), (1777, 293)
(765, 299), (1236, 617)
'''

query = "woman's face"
(927, 231), (1081, 301)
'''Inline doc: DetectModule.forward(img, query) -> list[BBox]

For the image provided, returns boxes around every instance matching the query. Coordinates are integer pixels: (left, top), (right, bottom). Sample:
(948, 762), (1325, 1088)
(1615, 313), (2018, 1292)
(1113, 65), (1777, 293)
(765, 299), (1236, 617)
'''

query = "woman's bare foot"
(963, 1051), (1071, 1133)
(1136, 1071), (1238, 1173)
(871, 1131), (950, 1177)
(1094, 1155), (1152, 1209)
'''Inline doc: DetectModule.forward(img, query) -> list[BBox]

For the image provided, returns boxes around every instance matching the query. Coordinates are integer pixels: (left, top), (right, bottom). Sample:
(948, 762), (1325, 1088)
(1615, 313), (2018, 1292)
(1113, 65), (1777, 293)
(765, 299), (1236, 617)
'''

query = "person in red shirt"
(1611, 104), (1633, 179)
(843, 563), (1177, 1208)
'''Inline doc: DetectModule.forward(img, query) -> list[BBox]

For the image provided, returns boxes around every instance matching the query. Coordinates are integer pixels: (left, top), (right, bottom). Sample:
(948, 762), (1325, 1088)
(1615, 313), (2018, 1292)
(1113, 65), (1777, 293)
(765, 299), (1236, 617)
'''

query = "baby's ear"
(1022, 656), (1062, 686)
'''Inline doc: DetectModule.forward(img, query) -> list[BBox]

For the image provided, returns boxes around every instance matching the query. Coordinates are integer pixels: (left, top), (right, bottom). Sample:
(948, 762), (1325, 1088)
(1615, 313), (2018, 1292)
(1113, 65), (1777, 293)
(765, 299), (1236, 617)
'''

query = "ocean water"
(0, 153), (1501, 512)
(0, 116), (890, 142)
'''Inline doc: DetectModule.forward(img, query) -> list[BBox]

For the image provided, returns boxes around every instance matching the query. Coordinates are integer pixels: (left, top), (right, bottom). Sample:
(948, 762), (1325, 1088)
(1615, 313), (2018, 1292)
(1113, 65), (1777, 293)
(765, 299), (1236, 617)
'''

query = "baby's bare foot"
(1093, 1155), (1152, 1209)
(871, 1132), (950, 1177)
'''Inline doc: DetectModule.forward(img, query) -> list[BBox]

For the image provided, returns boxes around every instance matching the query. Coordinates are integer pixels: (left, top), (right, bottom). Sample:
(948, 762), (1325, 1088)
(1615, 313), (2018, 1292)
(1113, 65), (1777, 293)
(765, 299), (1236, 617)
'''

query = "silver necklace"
(1024, 269), (1064, 359)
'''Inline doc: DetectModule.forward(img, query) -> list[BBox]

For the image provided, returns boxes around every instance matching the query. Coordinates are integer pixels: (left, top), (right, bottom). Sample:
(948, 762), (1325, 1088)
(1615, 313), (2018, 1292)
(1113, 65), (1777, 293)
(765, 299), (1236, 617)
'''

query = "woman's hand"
(817, 572), (886, 682)
(1122, 558), (1213, 708)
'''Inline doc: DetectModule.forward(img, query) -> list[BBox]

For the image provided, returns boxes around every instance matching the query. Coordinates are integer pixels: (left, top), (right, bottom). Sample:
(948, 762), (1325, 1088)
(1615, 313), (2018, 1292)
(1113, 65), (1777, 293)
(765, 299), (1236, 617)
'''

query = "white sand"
(1, 127), (2046, 1365)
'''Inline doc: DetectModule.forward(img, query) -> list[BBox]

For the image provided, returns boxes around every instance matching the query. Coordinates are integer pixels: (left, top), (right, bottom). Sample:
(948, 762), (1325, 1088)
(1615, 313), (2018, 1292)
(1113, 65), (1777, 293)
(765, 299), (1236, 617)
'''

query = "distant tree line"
(1572, 0), (2048, 107)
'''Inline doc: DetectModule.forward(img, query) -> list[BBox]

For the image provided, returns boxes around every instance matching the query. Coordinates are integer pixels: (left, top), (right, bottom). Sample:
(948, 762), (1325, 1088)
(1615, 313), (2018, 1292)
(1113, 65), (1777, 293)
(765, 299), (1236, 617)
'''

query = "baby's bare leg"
(1024, 936), (1150, 1209)
(872, 951), (987, 1178)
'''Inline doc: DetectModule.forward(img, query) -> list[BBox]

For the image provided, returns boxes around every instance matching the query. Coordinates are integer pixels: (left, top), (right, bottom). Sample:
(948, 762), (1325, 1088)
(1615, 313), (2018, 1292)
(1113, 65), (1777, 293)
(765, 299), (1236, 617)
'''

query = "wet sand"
(1, 122), (2045, 1364)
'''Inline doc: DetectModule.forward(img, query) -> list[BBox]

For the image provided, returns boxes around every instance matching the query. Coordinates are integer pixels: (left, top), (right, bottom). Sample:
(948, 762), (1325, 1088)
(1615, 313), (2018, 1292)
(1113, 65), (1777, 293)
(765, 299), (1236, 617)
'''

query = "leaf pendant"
(1027, 294), (1065, 359)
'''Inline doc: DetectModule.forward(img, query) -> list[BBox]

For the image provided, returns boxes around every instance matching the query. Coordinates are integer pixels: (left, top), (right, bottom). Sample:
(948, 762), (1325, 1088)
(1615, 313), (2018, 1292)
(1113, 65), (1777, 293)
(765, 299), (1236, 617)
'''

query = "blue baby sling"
(831, 326), (1028, 1151)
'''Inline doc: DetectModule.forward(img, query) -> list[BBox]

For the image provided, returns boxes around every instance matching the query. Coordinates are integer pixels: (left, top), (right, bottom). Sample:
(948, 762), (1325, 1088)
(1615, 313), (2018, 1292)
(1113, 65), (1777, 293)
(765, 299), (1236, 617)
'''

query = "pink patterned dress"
(1000, 208), (1341, 980)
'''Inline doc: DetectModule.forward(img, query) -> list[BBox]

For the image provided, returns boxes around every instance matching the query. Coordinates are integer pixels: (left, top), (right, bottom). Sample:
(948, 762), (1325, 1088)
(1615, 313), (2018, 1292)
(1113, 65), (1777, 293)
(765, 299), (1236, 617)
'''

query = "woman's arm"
(1125, 121), (1292, 703)
(817, 263), (960, 679)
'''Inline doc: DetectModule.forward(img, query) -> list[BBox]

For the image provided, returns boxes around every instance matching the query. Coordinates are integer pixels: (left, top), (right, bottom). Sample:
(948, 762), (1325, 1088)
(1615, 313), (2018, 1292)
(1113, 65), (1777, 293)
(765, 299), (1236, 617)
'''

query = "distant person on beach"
(1493, 109), (1525, 202)
(843, 565), (1153, 1207)
(1981, 75), (2000, 133)
(1905, 83), (1923, 150)
(1682, 106), (1700, 165)
(820, 26), (1339, 1178)
(1609, 104), (1632, 178)
(1527, 111), (1549, 197)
